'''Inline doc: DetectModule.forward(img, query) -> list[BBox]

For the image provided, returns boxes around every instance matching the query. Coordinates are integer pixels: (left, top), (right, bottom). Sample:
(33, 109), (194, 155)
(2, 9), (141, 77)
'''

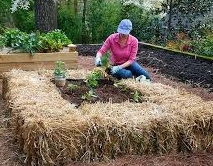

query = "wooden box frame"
(0, 44), (78, 72)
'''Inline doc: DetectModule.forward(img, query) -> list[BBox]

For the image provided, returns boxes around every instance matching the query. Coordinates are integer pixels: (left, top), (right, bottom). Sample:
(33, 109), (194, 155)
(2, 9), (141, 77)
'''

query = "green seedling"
(101, 51), (110, 67)
(82, 71), (102, 100)
(68, 83), (78, 91)
(132, 90), (142, 103)
(81, 89), (98, 100)
(54, 61), (66, 78)
(85, 71), (101, 89)
(114, 82), (127, 92)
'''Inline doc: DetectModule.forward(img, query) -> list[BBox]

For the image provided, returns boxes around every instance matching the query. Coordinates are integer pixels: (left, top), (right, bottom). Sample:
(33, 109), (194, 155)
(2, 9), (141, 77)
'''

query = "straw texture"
(3, 69), (213, 165)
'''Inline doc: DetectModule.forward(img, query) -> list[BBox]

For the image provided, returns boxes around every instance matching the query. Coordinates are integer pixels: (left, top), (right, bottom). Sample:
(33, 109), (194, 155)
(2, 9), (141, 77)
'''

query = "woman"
(95, 19), (151, 81)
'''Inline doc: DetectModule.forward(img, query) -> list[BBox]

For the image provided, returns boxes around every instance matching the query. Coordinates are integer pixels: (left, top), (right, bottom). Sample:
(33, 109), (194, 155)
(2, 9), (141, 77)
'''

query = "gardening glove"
(135, 75), (151, 83)
(111, 65), (122, 75)
(95, 56), (102, 66)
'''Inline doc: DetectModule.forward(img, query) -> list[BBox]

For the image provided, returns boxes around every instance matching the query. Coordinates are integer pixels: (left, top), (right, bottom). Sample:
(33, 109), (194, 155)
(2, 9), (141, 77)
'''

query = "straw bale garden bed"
(1, 43), (213, 165)
(2, 63), (213, 165)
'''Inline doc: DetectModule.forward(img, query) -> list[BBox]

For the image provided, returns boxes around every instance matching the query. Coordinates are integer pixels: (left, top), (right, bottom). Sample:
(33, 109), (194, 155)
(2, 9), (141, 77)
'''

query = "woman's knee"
(114, 69), (132, 79)
(123, 70), (133, 78)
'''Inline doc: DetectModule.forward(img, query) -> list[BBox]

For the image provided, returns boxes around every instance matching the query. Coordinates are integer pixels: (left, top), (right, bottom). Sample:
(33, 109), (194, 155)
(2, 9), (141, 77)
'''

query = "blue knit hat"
(117, 19), (132, 35)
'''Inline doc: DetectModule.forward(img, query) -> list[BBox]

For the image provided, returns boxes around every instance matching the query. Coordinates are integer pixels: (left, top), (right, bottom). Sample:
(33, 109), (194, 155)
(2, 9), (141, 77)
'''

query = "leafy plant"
(68, 83), (78, 91)
(101, 51), (110, 67)
(54, 61), (67, 78)
(3, 28), (27, 48)
(132, 90), (142, 103)
(85, 71), (101, 89)
(39, 29), (71, 53)
(82, 71), (102, 100)
(20, 32), (41, 55)
(81, 89), (98, 100)
(2, 28), (71, 54)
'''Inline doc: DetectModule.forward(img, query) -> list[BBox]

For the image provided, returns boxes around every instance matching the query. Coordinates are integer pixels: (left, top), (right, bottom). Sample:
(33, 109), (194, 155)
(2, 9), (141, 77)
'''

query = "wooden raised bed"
(0, 44), (78, 72)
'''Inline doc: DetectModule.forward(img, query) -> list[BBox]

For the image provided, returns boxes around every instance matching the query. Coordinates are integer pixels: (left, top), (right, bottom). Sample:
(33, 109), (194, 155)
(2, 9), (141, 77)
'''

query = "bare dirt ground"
(0, 56), (213, 166)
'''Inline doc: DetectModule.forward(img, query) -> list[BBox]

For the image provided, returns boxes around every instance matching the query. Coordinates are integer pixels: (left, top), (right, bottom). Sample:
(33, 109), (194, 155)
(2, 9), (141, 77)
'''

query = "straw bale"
(2, 69), (213, 165)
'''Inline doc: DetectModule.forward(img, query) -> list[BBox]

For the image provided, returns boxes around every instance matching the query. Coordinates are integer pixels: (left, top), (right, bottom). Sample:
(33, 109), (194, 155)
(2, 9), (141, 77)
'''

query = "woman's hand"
(111, 65), (122, 74)
(95, 56), (102, 66)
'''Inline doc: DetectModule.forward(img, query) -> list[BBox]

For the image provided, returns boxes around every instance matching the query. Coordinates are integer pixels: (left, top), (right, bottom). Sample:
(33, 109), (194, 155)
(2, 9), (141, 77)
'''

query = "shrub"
(3, 28), (28, 48)
(192, 34), (213, 57)
(166, 32), (193, 52)
(39, 29), (71, 52)
(13, 9), (35, 33)
(58, 7), (82, 43)
(87, 0), (122, 43)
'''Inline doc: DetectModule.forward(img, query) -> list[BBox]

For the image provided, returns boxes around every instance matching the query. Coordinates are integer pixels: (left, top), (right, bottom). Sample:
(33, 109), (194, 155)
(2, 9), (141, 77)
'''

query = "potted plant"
(54, 61), (67, 87)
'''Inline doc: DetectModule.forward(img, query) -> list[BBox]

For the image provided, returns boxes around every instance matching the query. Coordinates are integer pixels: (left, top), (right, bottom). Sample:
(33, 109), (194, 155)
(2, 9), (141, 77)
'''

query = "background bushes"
(0, 0), (213, 58)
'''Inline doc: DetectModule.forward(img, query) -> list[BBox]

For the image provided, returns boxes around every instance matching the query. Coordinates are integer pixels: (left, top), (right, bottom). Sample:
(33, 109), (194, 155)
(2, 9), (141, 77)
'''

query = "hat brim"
(117, 28), (130, 35)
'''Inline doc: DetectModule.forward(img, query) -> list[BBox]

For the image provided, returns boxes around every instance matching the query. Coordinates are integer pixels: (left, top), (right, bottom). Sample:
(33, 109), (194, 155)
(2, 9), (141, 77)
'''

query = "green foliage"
(13, 9), (35, 33)
(192, 34), (213, 57)
(20, 32), (41, 55)
(120, 2), (159, 43)
(81, 89), (98, 100)
(68, 83), (78, 92)
(58, 7), (82, 44)
(0, 0), (12, 25)
(54, 61), (67, 78)
(3, 29), (27, 48)
(160, 0), (213, 35)
(101, 52), (110, 68)
(166, 32), (193, 52)
(85, 71), (101, 89)
(46, 29), (71, 46)
(0, 35), (6, 49)
(39, 29), (71, 52)
(2, 29), (71, 54)
(87, 0), (122, 43)
(3, 29), (41, 55)
(161, 0), (212, 16)
(132, 90), (142, 103)
(82, 71), (102, 100)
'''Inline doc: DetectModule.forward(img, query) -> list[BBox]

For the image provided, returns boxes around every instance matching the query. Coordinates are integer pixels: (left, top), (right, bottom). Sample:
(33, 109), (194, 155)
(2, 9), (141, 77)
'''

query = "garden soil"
(59, 79), (143, 107)
(0, 44), (213, 165)
(77, 44), (213, 90)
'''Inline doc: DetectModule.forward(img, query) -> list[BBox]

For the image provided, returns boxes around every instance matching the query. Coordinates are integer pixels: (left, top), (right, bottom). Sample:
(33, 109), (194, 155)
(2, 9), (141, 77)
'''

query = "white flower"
(11, 0), (30, 13)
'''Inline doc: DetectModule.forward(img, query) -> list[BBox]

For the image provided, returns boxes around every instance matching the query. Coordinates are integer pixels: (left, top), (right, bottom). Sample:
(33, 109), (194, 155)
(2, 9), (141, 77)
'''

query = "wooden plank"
(0, 52), (78, 63)
(139, 42), (213, 61)
(0, 60), (77, 72)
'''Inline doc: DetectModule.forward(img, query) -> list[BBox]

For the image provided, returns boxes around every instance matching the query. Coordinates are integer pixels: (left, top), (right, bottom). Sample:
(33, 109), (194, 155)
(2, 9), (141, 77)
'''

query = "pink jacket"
(98, 33), (138, 65)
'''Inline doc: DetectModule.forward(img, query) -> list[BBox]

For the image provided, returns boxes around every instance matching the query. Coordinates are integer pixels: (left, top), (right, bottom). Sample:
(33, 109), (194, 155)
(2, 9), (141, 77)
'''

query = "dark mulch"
(76, 43), (213, 90)
(138, 44), (213, 90)
(59, 79), (143, 107)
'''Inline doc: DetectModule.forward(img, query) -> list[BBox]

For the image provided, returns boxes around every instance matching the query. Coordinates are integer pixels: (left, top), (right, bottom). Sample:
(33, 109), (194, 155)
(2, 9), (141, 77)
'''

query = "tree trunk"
(74, 0), (78, 14)
(82, 0), (87, 43)
(168, 0), (173, 32)
(35, 0), (58, 32)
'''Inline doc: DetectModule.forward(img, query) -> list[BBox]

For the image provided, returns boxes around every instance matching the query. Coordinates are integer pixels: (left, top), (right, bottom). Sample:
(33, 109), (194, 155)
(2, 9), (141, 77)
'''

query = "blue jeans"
(112, 61), (151, 80)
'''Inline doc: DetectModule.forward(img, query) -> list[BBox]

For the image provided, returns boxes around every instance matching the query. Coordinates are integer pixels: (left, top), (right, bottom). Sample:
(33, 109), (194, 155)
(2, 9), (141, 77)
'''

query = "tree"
(82, 0), (87, 43)
(35, 0), (58, 32)
(161, 0), (213, 32)
(11, 0), (58, 32)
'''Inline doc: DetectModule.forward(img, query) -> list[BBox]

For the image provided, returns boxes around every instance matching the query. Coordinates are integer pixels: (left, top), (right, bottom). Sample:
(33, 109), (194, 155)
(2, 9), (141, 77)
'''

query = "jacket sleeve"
(128, 38), (138, 64)
(97, 35), (112, 56)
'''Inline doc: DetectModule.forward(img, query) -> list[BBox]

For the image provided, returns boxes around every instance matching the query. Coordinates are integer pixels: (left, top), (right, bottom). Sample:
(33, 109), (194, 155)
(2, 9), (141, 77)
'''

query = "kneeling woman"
(95, 19), (151, 80)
